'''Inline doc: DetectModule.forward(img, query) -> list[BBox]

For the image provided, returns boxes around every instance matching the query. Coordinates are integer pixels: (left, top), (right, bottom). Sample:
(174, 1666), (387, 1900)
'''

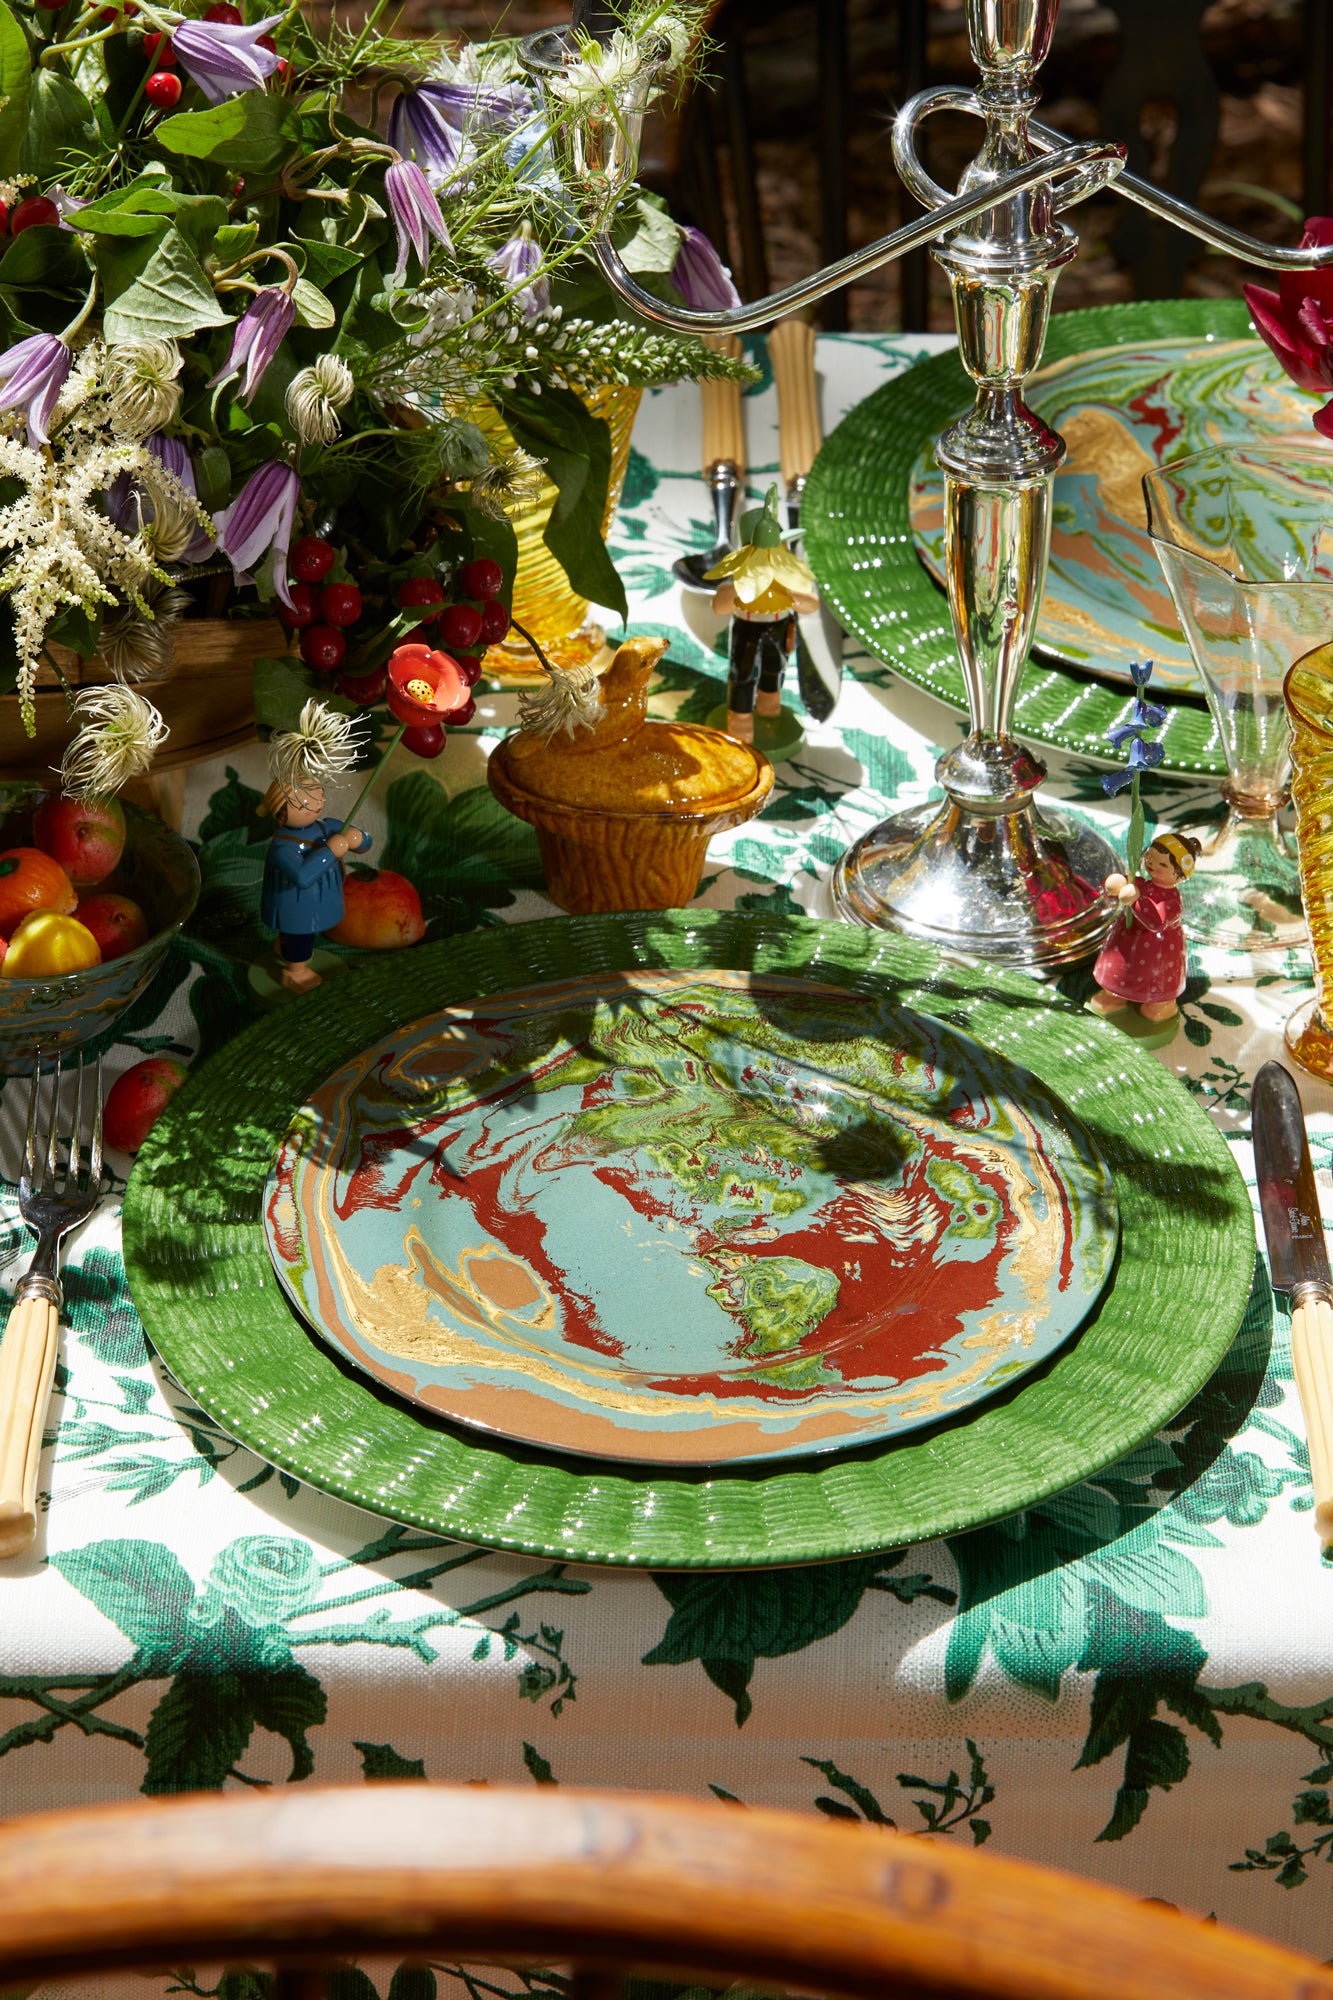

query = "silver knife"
(1253, 1059), (1333, 1543)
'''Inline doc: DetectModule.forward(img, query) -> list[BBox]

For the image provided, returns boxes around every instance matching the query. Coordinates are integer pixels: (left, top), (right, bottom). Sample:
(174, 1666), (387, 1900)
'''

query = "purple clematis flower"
(488, 225), (548, 320)
(385, 161), (452, 284)
(173, 11), (283, 104)
(215, 460), (299, 609)
(208, 288), (295, 404)
(149, 434), (214, 560)
(671, 226), (741, 312)
(389, 80), (534, 187)
(0, 334), (70, 447)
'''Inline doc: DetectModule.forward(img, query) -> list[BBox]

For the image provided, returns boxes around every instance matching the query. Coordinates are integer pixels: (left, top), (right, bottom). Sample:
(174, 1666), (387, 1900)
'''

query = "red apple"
(75, 892), (150, 961)
(326, 868), (425, 950)
(104, 1057), (187, 1153)
(32, 795), (126, 888)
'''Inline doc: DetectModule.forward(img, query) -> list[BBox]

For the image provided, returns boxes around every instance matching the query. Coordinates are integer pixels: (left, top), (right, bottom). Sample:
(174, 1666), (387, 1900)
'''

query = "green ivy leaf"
(498, 385), (628, 620)
(355, 1740), (427, 1781)
(291, 275), (335, 329)
(51, 1538), (196, 1664)
(387, 1970), (437, 2000)
(522, 1741), (556, 1785)
(253, 652), (356, 737)
(0, 223), (85, 296)
(102, 226), (232, 343)
(155, 93), (302, 174)
(0, 4), (32, 181)
(19, 67), (96, 177)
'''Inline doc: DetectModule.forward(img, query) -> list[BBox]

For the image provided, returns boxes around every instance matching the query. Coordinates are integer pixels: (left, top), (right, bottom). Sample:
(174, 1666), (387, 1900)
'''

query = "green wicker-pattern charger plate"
(122, 912), (1254, 1569)
(804, 300), (1259, 777)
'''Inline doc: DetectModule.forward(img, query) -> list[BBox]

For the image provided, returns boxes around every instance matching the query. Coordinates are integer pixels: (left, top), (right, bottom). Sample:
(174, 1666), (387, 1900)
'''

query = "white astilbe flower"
(516, 661), (602, 740)
(468, 446), (546, 518)
(285, 353), (355, 445)
(104, 339), (183, 437)
(547, 29), (645, 104)
(269, 698), (367, 799)
(60, 684), (168, 799)
(100, 586), (191, 682)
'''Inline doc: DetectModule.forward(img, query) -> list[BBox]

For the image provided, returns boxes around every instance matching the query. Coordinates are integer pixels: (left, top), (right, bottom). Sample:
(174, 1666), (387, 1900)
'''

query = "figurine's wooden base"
(1084, 994), (1180, 1050)
(705, 703), (805, 765)
(247, 949), (350, 1010)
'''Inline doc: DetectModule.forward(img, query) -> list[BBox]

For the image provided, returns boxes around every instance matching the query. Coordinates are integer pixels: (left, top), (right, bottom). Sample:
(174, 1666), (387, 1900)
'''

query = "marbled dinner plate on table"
(262, 969), (1118, 1466)
(909, 333), (1313, 694)
(122, 913), (1254, 1567)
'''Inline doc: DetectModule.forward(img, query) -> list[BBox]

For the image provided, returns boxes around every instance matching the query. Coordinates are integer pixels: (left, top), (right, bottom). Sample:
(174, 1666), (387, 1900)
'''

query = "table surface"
(4, 330), (1333, 1968)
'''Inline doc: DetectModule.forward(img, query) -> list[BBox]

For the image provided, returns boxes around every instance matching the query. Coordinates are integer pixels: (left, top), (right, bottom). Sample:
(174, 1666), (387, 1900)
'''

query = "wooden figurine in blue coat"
(260, 700), (369, 993)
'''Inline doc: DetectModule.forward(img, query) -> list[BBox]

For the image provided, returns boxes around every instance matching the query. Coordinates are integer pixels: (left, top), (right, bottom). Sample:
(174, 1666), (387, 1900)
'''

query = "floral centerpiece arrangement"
(0, 0), (749, 779)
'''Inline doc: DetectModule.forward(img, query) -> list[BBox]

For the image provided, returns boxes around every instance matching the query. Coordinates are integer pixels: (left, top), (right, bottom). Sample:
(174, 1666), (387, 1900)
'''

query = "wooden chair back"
(0, 1783), (1328, 2000)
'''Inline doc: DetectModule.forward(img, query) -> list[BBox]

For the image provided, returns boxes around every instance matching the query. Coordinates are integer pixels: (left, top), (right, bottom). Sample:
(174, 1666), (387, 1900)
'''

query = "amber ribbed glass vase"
(478, 384), (642, 683)
(1284, 644), (1333, 1080)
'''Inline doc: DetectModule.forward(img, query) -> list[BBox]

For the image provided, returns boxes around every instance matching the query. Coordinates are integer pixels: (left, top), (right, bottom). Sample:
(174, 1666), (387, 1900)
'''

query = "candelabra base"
(831, 796), (1121, 967)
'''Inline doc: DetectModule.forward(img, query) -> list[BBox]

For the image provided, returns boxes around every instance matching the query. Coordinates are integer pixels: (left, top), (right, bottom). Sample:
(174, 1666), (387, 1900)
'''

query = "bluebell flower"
(1129, 658), (1155, 688)
(173, 12), (283, 103)
(208, 288), (294, 405)
(215, 461), (299, 609)
(488, 224), (548, 319)
(1131, 695), (1167, 730)
(671, 226), (741, 311)
(0, 334), (70, 447)
(385, 161), (452, 284)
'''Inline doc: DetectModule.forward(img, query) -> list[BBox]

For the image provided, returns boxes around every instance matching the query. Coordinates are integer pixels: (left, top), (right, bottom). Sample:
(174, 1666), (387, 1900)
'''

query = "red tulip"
(1243, 218), (1333, 439)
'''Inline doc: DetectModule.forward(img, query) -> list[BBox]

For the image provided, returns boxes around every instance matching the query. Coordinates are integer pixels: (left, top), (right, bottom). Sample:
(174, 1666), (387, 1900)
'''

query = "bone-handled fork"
(0, 1054), (103, 1558)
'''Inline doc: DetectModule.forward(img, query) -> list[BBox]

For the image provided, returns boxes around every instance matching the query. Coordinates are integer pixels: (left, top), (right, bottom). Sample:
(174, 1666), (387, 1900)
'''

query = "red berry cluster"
(279, 542), (510, 760)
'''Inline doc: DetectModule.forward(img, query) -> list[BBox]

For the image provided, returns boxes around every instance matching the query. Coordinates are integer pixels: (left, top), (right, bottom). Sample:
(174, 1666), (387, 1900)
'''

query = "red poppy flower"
(386, 643), (472, 727)
(1243, 217), (1333, 439)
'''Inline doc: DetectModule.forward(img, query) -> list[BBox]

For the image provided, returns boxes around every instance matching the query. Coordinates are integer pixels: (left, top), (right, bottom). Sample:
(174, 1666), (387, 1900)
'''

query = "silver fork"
(0, 1053), (104, 1557)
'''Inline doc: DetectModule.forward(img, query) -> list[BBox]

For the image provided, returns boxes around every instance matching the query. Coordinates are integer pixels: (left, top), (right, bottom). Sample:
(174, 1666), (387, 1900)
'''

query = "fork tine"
(43, 1052), (61, 1192)
(21, 1059), (40, 1190)
(64, 1057), (83, 1195)
(89, 1053), (102, 1190)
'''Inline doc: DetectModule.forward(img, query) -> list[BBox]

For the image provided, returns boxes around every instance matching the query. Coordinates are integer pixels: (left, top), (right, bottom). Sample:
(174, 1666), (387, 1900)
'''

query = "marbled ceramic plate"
(908, 334), (1314, 693)
(263, 969), (1118, 1466)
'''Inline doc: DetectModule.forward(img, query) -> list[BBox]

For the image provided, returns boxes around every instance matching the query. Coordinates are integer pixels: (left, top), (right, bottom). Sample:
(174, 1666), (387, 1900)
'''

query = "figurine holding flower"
(1088, 662), (1201, 1033)
(260, 702), (370, 995)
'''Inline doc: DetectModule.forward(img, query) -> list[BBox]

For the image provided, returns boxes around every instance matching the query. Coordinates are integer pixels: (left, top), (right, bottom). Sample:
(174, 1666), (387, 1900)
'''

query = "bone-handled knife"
(768, 315), (842, 722)
(673, 333), (745, 591)
(1253, 1059), (1333, 1544)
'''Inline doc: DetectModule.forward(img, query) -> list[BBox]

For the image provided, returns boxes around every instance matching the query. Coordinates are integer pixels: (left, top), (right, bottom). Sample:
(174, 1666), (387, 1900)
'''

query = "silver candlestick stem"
(523, 0), (1333, 967)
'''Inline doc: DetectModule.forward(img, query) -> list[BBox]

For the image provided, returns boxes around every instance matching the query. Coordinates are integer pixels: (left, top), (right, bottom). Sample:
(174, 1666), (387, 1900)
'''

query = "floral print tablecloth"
(5, 331), (1333, 1968)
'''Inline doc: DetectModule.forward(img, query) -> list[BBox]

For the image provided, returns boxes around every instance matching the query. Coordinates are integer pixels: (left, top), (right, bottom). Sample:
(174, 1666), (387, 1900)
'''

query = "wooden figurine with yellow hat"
(1089, 829), (1202, 1031)
(705, 483), (818, 752)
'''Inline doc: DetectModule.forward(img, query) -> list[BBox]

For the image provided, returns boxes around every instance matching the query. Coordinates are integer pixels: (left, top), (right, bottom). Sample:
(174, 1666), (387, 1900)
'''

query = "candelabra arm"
(1028, 117), (1333, 270)
(591, 140), (1124, 336)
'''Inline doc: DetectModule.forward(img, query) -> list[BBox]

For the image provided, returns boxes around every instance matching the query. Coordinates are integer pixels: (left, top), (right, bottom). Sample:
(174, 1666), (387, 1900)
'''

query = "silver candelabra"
(522, 0), (1333, 967)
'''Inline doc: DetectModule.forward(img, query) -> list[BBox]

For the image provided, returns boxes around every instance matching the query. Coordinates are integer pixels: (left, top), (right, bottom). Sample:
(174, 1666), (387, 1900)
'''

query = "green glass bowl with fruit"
(0, 785), (200, 1072)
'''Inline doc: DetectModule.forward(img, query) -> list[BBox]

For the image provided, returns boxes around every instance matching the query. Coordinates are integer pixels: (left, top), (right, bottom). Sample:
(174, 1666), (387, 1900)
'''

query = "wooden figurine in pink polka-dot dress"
(1089, 832), (1202, 1026)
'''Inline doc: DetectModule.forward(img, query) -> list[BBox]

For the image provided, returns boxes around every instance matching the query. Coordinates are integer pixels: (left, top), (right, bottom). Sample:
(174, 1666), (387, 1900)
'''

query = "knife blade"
(1252, 1059), (1333, 1542)
(770, 317), (843, 723)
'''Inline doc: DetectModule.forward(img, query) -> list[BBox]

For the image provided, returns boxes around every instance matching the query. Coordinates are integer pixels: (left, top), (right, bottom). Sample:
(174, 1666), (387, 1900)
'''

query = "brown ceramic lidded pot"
(488, 637), (774, 913)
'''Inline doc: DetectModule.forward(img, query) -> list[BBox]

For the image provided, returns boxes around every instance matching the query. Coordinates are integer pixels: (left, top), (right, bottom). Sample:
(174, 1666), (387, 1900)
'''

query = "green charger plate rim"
(805, 298), (1259, 778)
(122, 911), (1254, 1569)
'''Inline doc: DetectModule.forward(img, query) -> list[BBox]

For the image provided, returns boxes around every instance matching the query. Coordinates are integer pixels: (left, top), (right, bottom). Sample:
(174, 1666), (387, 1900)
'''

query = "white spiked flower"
(104, 339), (183, 437)
(60, 684), (168, 798)
(285, 353), (355, 446)
(516, 661), (603, 741)
(269, 698), (367, 799)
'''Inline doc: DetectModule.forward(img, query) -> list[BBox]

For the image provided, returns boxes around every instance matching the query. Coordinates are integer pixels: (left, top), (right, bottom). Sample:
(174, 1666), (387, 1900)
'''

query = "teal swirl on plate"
(909, 335), (1314, 694)
(263, 969), (1118, 1466)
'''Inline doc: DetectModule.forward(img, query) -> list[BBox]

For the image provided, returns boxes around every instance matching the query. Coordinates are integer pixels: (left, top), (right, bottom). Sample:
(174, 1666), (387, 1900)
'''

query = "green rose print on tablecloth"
(6, 1511), (588, 1793)
(639, 1262), (1333, 1865)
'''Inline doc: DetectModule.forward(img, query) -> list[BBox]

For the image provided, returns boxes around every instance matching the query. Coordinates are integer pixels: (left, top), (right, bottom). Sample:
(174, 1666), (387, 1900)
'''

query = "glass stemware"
(1143, 444), (1333, 952)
